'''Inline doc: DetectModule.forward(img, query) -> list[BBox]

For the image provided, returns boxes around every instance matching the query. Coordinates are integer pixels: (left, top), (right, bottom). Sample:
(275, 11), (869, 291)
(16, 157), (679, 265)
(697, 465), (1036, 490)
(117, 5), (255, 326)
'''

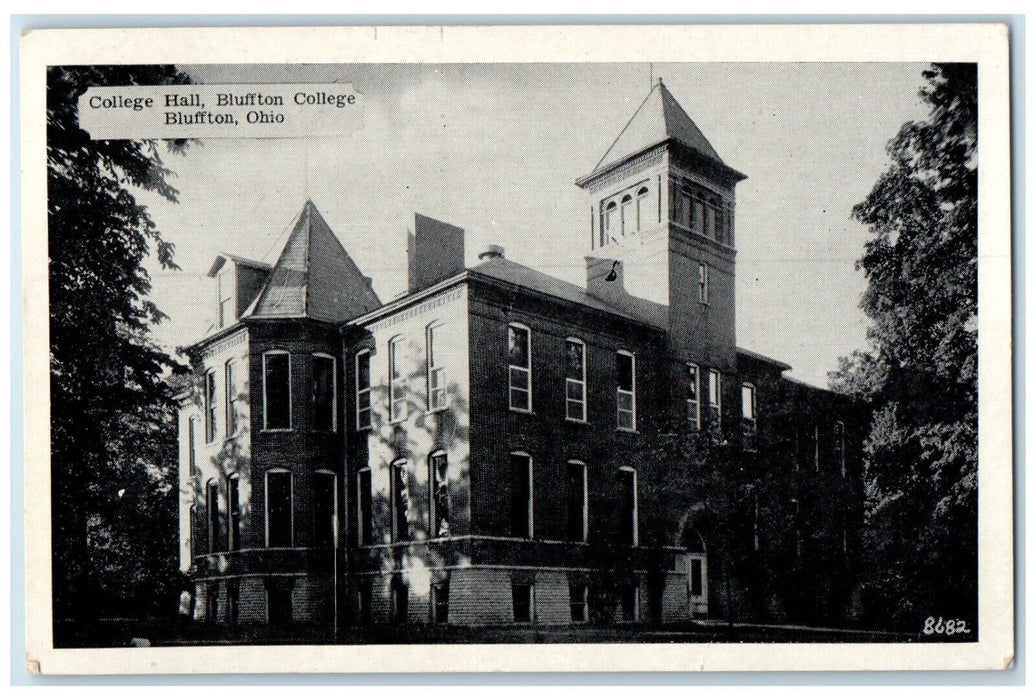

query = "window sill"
(354, 425), (373, 433)
(565, 417), (588, 425)
(509, 407), (534, 415)
(616, 427), (639, 434)
(260, 428), (294, 434)
(426, 406), (449, 415)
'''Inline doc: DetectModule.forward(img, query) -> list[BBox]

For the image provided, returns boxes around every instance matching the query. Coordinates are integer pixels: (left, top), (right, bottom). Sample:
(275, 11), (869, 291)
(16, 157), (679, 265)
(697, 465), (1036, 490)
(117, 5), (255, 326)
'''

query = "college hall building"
(178, 81), (866, 631)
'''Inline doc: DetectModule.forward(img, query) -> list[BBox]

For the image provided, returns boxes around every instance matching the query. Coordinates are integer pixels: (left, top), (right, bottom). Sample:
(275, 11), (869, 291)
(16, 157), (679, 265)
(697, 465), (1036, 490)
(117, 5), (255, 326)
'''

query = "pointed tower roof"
(578, 79), (745, 185)
(244, 200), (382, 324)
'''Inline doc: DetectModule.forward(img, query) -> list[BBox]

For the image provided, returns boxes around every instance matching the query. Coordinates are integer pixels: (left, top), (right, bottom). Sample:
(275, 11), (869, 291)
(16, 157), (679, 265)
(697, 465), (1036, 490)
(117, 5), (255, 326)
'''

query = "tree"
(48, 66), (192, 634)
(831, 64), (977, 629)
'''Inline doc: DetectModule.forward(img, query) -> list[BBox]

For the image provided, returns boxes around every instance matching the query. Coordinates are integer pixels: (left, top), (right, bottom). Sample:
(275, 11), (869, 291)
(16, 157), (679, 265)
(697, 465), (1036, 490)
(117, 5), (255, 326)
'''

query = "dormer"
(207, 253), (272, 329)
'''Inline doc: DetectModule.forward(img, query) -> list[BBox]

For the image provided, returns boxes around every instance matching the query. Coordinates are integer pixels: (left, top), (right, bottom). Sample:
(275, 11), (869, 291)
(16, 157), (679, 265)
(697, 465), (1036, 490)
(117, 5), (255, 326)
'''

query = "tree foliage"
(48, 65), (192, 629)
(831, 63), (978, 628)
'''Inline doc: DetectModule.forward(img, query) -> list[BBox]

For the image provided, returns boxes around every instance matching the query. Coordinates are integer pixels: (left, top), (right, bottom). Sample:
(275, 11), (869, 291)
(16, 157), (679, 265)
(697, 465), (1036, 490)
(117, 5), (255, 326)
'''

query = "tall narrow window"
(686, 363), (701, 429)
(508, 324), (532, 412)
(708, 369), (722, 426)
(391, 576), (409, 623)
(616, 351), (636, 431)
(698, 263), (709, 304)
(619, 467), (638, 546)
(357, 467), (373, 546)
(512, 583), (533, 622)
(603, 201), (617, 243)
(565, 338), (586, 422)
(312, 354), (336, 432)
(225, 360), (238, 437)
(204, 370), (217, 442)
(263, 351), (291, 431)
(680, 190), (693, 229)
(635, 186), (649, 232)
(355, 350), (371, 430)
(227, 474), (241, 551)
(565, 461), (588, 542)
(188, 416), (198, 475)
(432, 580), (450, 624)
(429, 451), (450, 537)
(834, 421), (846, 477)
(313, 470), (336, 548)
(391, 460), (410, 542)
(692, 198), (705, 235)
(715, 206), (726, 245)
(705, 202), (716, 239)
(510, 452), (533, 538)
(265, 469), (293, 548)
(620, 194), (633, 236)
(189, 505), (198, 558)
(570, 584), (588, 622)
(672, 187), (685, 227)
(690, 559), (704, 597)
(742, 383), (757, 449)
(426, 324), (447, 411)
(206, 479), (220, 554)
(388, 337), (407, 423)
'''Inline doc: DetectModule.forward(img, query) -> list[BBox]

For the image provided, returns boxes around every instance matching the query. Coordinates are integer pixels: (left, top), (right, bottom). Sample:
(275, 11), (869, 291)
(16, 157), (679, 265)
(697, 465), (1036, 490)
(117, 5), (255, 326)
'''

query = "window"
(226, 582), (239, 626)
(708, 369), (722, 426)
(742, 383), (757, 449)
(263, 351), (291, 431)
(834, 421), (846, 477)
(207, 586), (219, 623)
(692, 199), (705, 235)
(620, 583), (639, 621)
(266, 580), (293, 626)
(698, 263), (709, 304)
(218, 269), (233, 329)
(689, 558), (704, 597)
(225, 360), (239, 437)
(388, 337), (407, 423)
(391, 460), (410, 542)
(616, 351), (636, 431)
(391, 575), (409, 623)
(635, 186), (649, 232)
(432, 580), (450, 624)
(570, 584), (588, 623)
(512, 583), (533, 622)
(508, 324), (532, 412)
(686, 363), (701, 429)
(204, 370), (217, 443)
(227, 474), (241, 551)
(705, 202), (716, 239)
(355, 350), (371, 431)
(715, 206), (726, 244)
(313, 470), (336, 548)
(206, 478), (220, 554)
(426, 324), (447, 411)
(620, 194), (633, 236)
(619, 467), (638, 546)
(189, 505), (198, 558)
(312, 354), (336, 432)
(510, 452), (533, 538)
(357, 467), (373, 546)
(188, 416), (198, 475)
(566, 461), (588, 542)
(680, 190), (693, 229)
(429, 451), (450, 537)
(564, 338), (586, 422)
(603, 201), (617, 243)
(265, 469), (293, 548)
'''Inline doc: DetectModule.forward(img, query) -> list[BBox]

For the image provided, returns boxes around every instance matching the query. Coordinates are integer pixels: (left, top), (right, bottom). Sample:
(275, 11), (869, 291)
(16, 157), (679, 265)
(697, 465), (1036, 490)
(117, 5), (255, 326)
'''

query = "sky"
(139, 62), (931, 387)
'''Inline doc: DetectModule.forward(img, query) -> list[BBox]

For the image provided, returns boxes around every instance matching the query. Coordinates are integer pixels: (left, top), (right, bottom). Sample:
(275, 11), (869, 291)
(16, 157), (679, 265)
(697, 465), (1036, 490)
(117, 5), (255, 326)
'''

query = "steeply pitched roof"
(244, 200), (381, 324)
(584, 80), (732, 180)
(470, 255), (668, 330)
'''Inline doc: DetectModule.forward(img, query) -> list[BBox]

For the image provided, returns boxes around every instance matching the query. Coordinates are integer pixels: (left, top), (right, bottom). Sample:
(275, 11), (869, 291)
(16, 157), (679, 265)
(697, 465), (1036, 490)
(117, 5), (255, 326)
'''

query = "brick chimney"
(407, 213), (465, 293)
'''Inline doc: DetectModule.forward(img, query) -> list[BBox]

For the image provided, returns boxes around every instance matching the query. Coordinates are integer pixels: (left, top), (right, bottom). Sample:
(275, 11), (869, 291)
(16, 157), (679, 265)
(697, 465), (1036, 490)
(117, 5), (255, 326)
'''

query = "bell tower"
(576, 79), (747, 373)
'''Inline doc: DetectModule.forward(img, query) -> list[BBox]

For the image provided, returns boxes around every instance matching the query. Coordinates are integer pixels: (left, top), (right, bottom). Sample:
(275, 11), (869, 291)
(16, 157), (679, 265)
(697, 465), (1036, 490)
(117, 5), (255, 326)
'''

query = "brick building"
(179, 80), (864, 630)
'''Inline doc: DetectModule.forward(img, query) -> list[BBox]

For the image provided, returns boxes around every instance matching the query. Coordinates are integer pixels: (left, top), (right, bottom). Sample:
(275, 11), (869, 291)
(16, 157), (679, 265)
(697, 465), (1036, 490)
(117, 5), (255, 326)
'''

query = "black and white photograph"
(20, 24), (1013, 673)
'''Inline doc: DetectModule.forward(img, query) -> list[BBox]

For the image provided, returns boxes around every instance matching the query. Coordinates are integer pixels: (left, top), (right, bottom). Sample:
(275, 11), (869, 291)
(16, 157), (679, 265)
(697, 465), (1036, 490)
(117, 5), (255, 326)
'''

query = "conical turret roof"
(244, 200), (381, 324)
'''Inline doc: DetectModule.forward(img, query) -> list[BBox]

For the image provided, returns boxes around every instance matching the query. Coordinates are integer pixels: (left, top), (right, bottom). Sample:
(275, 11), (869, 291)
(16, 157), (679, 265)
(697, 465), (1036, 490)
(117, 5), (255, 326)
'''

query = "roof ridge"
(591, 83), (660, 173)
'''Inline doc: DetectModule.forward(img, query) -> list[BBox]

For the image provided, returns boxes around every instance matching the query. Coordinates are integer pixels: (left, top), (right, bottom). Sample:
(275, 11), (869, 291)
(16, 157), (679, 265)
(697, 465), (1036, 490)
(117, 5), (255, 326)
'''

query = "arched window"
(509, 452), (533, 539)
(635, 186), (649, 232)
(618, 466), (638, 547)
(312, 353), (336, 432)
(620, 194), (633, 236)
(227, 473), (241, 551)
(603, 201), (617, 243)
(429, 451), (450, 537)
(391, 459), (411, 542)
(265, 469), (293, 548)
(313, 469), (337, 548)
(262, 350), (291, 431)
